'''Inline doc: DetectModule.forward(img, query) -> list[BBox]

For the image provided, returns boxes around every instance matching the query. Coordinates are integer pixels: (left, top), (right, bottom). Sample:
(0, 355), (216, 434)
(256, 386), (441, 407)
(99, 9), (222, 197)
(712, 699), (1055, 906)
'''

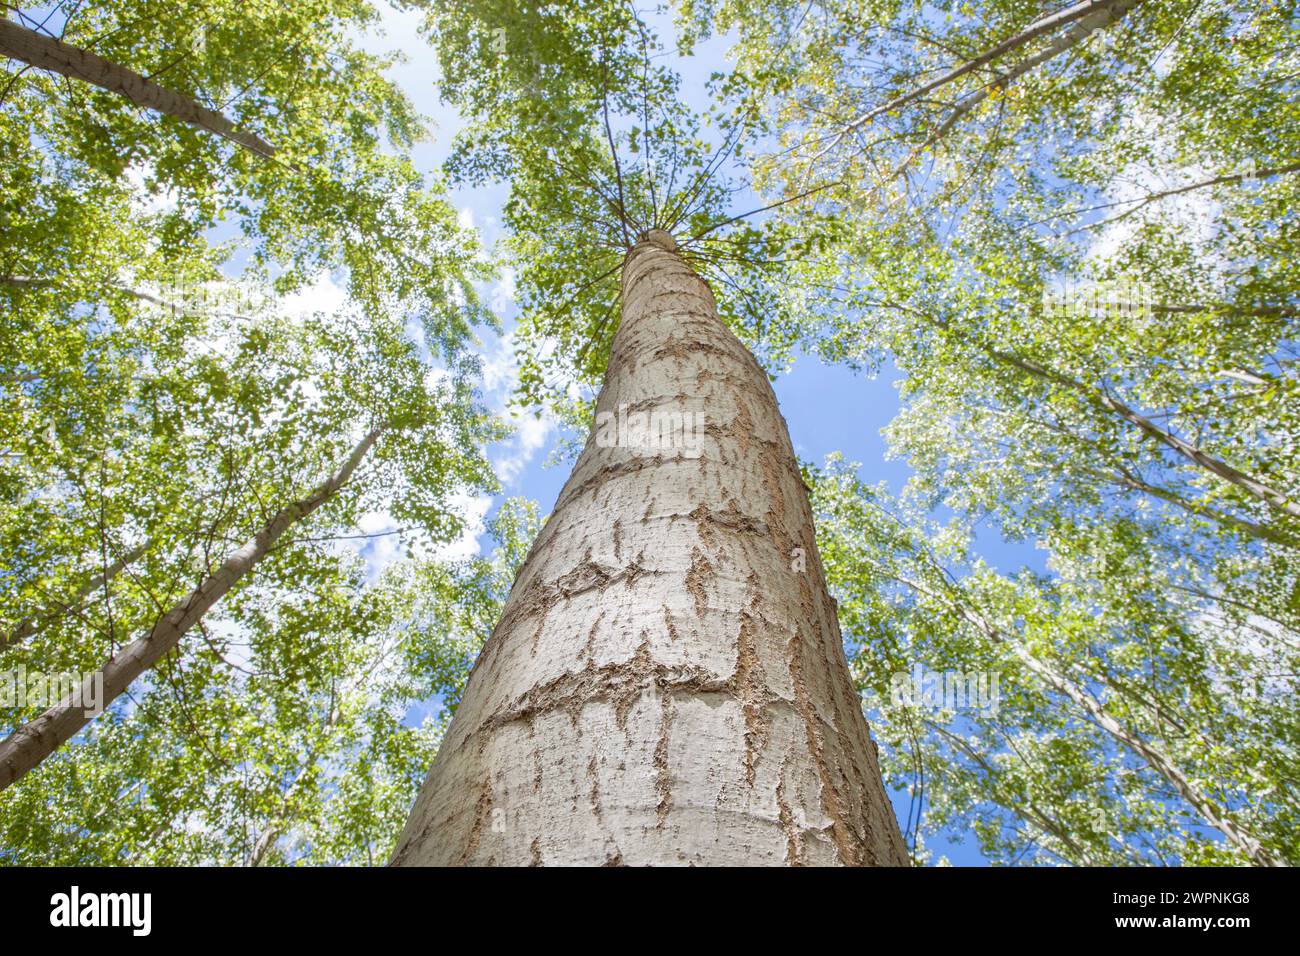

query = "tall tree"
(680, 0), (1299, 864)
(810, 460), (1296, 866)
(1, 0), (500, 815)
(395, 229), (905, 865)
(1, 0), (486, 335)
(391, 0), (906, 865)
(0, 499), (538, 865)
(0, 423), (383, 791)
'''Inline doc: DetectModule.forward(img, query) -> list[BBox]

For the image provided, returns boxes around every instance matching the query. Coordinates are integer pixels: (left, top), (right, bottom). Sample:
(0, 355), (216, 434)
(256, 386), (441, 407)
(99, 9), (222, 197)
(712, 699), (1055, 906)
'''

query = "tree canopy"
(2, 0), (1295, 865)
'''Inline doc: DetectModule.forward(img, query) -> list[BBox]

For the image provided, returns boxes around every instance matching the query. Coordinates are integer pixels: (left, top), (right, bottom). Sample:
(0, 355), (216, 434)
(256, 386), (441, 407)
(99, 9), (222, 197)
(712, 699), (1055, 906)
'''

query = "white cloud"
(351, 490), (491, 578)
(353, 510), (406, 579)
(125, 161), (178, 216)
(480, 328), (521, 397)
(473, 324), (560, 485)
(280, 271), (349, 318)
(1082, 106), (1221, 267)
(493, 411), (555, 486)
(427, 492), (492, 562)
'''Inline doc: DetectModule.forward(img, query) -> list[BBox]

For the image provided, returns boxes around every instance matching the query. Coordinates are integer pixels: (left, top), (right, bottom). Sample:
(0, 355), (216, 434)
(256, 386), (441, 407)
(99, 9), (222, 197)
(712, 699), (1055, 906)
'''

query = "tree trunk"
(392, 230), (907, 866)
(0, 425), (384, 792)
(926, 0), (1143, 145)
(3, 543), (147, 651)
(894, 571), (1289, 867)
(0, 18), (275, 158)
(818, 0), (1143, 160)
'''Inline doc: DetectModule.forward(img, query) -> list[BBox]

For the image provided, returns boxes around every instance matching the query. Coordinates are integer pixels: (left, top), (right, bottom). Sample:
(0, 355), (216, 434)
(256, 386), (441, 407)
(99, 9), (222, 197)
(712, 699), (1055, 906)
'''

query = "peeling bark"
(392, 231), (906, 866)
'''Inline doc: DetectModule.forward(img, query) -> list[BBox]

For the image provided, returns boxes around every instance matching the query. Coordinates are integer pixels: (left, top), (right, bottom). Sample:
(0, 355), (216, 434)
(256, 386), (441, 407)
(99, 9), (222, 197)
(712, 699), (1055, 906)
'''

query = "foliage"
(4, 0), (1297, 866)
(811, 458), (1296, 865)
(689, 0), (1300, 863)
(0, 0), (515, 863)
(410, 0), (825, 415)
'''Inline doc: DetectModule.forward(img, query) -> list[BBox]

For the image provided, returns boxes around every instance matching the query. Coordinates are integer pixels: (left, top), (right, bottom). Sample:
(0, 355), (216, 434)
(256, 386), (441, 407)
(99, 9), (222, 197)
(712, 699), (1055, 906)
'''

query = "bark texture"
(393, 230), (906, 866)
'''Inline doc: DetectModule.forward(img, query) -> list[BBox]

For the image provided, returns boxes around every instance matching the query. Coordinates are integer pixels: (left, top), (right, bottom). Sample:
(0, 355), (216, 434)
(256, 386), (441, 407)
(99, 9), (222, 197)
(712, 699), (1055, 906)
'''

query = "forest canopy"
(1, 0), (1296, 866)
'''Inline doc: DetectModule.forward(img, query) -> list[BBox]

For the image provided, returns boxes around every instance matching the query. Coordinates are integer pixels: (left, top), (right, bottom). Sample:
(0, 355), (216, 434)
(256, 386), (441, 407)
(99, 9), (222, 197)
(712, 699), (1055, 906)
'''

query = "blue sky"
(10, 0), (1258, 868)
(348, 3), (1055, 865)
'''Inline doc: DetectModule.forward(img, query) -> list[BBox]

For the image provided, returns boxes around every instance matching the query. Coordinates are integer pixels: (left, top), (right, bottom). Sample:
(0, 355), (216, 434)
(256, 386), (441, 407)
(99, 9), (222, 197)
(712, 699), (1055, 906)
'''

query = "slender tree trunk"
(1033, 658), (1287, 867)
(245, 746), (320, 867)
(819, 0), (1142, 158)
(1080, 162), (1300, 233)
(896, 572), (1289, 867)
(997, 403), (1286, 544)
(2, 275), (259, 324)
(0, 425), (383, 792)
(1095, 467), (1286, 544)
(1010, 350), (1300, 520)
(3, 543), (147, 650)
(913, 306), (1300, 521)
(0, 18), (275, 158)
(924, 719), (1114, 866)
(927, 0), (1143, 144)
(393, 230), (906, 866)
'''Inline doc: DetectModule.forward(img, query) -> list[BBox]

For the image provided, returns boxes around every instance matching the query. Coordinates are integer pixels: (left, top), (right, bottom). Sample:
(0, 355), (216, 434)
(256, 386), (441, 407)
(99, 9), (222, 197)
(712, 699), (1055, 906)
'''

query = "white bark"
(3, 542), (147, 650)
(0, 425), (383, 792)
(393, 231), (906, 866)
(0, 18), (275, 158)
